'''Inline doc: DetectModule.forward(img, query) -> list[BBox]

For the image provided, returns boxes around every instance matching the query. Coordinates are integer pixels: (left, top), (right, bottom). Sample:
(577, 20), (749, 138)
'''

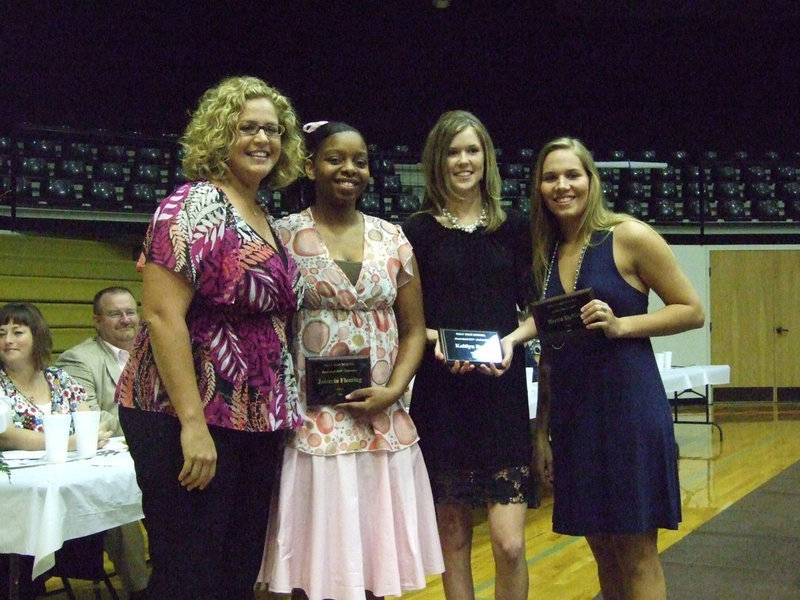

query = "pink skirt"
(259, 443), (444, 600)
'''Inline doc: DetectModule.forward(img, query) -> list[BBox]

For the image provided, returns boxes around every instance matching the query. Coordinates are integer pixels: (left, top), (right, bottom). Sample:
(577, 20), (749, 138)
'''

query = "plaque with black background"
(530, 287), (598, 344)
(438, 329), (504, 366)
(306, 356), (371, 406)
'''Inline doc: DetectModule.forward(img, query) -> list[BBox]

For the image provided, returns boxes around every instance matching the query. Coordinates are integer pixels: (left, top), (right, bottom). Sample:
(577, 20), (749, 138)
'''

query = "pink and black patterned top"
(116, 181), (302, 433)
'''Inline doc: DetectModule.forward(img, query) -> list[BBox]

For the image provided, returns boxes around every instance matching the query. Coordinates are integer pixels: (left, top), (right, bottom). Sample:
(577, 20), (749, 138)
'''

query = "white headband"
(302, 121), (329, 134)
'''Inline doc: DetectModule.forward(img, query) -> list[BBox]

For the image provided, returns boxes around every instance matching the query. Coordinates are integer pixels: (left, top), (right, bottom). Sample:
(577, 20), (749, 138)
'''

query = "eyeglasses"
(103, 310), (138, 320)
(236, 122), (285, 138)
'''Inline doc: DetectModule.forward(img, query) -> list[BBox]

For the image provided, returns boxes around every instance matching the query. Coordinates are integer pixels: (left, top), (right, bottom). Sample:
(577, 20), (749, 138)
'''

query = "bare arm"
(141, 262), (216, 491)
(583, 220), (705, 338)
(343, 256), (427, 416)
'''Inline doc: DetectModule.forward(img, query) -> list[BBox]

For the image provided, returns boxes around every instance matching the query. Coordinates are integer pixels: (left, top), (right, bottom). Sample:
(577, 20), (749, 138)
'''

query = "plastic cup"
(0, 402), (10, 433)
(43, 413), (71, 463)
(72, 411), (101, 459)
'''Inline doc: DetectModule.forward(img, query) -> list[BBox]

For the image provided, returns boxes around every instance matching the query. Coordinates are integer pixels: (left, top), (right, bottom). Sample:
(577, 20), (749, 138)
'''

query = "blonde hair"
(529, 137), (632, 291)
(181, 75), (305, 189)
(420, 110), (506, 233)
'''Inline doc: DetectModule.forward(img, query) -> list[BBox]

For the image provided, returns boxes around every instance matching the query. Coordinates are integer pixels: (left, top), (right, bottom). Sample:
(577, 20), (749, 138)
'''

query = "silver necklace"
(542, 239), (589, 300)
(441, 205), (487, 233)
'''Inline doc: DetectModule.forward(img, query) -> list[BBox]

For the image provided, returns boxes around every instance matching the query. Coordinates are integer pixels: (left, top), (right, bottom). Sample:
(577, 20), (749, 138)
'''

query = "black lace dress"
(403, 209), (537, 506)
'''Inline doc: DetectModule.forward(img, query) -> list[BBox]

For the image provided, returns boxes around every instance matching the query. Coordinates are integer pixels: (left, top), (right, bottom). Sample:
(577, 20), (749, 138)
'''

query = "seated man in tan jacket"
(56, 286), (149, 599)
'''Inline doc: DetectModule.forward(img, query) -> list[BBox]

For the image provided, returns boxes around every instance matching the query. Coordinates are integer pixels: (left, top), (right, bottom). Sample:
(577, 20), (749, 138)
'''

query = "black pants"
(119, 407), (283, 600)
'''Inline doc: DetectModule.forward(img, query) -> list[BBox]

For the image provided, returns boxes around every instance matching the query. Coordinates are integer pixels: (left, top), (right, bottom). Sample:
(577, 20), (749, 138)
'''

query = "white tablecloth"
(0, 438), (143, 578)
(527, 364), (731, 419)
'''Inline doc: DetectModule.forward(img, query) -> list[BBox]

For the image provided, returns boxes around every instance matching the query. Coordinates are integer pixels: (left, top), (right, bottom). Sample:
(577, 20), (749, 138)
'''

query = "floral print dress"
(275, 208), (420, 454)
(0, 366), (84, 432)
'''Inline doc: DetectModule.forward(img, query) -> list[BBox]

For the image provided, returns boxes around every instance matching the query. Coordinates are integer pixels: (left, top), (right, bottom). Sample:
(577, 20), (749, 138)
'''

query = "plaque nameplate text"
(438, 329), (504, 366)
(306, 356), (371, 406)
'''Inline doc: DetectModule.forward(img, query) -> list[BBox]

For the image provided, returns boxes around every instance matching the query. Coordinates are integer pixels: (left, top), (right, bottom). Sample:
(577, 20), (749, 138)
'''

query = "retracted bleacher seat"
(20, 157), (48, 178)
(731, 150), (749, 163)
(777, 181), (800, 219)
(94, 162), (126, 184)
(57, 159), (87, 180)
(609, 150), (626, 161)
(99, 144), (128, 163)
(682, 181), (711, 221)
(712, 164), (738, 183)
(44, 178), (77, 206)
(171, 165), (190, 188)
(649, 181), (680, 221)
(369, 157), (395, 176)
(614, 196), (645, 220)
(358, 192), (382, 217)
(600, 180), (616, 207)
(500, 163), (525, 179)
(376, 174), (401, 195)
(85, 180), (118, 208)
(26, 138), (58, 160)
(395, 191), (420, 215)
(651, 165), (676, 182)
(125, 182), (157, 208)
(747, 182), (782, 220)
(136, 146), (163, 165)
(501, 178), (521, 198)
(715, 181), (747, 220)
(743, 164), (770, 185)
(774, 164), (798, 183)
(131, 163), (161, 184)
(65, 142), (93, 162)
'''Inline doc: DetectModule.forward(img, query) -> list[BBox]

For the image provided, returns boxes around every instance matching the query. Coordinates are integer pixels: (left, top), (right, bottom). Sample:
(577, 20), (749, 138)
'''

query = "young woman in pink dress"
(259, 121), (443, 600)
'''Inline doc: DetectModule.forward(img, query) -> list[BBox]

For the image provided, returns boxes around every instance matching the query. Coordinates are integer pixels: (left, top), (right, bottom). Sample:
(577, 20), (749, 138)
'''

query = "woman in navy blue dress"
(528, 138), (705, 600)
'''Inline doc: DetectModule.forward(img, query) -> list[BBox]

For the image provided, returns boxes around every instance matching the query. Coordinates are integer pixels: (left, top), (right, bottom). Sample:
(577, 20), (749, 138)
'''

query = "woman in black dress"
(403, 110), (537, 600)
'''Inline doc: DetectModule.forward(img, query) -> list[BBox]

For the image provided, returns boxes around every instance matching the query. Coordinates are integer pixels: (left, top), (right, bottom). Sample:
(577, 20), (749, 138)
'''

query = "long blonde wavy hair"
(181, 75), (305, 189)
(529, 137), (632, 292)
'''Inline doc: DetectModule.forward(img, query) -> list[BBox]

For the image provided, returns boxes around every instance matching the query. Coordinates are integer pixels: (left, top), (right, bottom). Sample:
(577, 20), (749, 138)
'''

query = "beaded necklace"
(541, 239), (589, 300)
(441, 205), (487, 233)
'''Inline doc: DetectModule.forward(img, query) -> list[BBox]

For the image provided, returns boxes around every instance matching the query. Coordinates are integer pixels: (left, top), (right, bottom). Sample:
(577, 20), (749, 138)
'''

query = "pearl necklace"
(542, 239), (589, 300)
(441, 205), (487, 233)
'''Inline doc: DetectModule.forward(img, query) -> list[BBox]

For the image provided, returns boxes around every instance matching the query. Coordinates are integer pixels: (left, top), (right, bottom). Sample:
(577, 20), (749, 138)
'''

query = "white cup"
(0, 402), (10, 434)
(72, 411), (101, 459)
(663, 351), (673, 370)
(43, 413), (71, 463)
(654, 352), (666, 371)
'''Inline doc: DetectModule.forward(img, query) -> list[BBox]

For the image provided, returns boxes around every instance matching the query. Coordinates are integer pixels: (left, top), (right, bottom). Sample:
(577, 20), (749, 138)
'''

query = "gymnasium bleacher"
(3, 123), (800, 229)
(1, 122), (799, 354)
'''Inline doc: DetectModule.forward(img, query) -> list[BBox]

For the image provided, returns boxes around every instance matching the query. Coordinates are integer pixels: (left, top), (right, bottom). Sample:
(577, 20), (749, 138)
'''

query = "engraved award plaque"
(530, 287), (597, 344)
(438, 329), (504, 366)
(306, 356), (371, 406)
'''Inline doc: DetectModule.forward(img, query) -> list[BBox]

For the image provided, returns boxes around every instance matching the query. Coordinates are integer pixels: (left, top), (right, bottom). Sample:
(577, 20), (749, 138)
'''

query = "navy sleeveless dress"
(543, 229), (681, 535)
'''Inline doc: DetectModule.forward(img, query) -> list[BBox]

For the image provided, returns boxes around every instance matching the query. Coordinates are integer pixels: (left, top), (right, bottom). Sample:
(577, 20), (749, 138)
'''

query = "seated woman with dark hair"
(0, 302), (108, 600)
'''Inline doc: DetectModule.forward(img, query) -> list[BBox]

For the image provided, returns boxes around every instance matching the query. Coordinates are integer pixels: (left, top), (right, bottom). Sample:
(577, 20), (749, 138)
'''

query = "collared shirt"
(100, 338), (129, 370)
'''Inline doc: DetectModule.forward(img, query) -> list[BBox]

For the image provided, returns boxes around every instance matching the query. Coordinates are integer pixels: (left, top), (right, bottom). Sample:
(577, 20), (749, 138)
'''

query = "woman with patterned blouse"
(258, 122), (443, 600)
(0, 302), (101, 600)
(0, 302), (90, 449)
(115, 76), (306, 600)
